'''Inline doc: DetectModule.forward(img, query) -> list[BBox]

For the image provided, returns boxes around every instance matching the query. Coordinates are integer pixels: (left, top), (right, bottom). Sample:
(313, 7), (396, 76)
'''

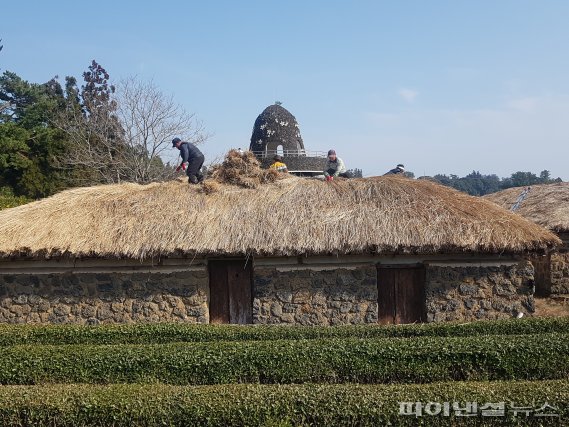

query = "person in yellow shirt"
(269, 155), (288, 173)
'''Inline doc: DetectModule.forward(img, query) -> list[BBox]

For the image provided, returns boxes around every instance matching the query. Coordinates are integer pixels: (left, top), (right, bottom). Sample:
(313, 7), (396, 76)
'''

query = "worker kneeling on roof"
(269, 155), (288, 173)
(324, 149), (351, 181)
(172, 137), (205, 184)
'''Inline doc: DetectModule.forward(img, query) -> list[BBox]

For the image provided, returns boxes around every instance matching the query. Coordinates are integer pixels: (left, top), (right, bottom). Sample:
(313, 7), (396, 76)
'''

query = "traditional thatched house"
(0, 157), (559, 325)
(485, 183), (569, 296)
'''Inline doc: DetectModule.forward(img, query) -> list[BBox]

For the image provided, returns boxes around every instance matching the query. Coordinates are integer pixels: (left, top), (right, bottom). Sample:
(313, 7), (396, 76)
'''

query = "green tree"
(0, 187), (30, 211)
(509, 171), (540, 187)
(347, 168), (363, 178)
(0, 71), (68, 198)
(428, 169), (563, 196)
(0, 123), (31, 188)
(539, 170), (551, 182)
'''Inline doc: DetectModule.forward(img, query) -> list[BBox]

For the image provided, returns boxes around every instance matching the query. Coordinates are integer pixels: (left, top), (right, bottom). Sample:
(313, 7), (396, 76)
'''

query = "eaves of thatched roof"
(0, 175), (560, 260)
(484, 182), (569, 233)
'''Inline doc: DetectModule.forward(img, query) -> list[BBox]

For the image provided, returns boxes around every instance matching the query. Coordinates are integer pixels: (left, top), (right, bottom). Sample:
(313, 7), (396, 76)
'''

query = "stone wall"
(0, 270), (209, 324)
(425, 261), (535, 322)
(551, 252), (569, 295)
(253, 266), (378, 325)
(0, 258), (540, 325)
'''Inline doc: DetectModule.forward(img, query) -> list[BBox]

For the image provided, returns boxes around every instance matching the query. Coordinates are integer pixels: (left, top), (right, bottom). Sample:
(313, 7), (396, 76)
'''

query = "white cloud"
(398, 88), (418, 103)
(506, 97), (538, 112)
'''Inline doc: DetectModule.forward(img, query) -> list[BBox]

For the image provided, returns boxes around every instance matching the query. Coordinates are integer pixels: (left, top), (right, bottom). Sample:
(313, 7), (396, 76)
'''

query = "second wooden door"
(209, 260), (253, 324)
(377, 266), (425, 324)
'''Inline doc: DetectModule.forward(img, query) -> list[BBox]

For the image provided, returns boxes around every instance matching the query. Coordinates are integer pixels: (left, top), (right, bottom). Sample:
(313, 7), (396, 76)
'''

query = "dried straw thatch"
(0, 174), (559, 259)
(484, 182), (569, 233)
(209, 150), (285, 189)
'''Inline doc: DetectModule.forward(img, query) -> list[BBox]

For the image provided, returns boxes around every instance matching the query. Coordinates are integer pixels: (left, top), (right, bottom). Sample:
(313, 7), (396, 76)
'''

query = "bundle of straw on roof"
(484, 182), (569, 233)
(210, 150), (285, 189)
(0, 175), (560, 260)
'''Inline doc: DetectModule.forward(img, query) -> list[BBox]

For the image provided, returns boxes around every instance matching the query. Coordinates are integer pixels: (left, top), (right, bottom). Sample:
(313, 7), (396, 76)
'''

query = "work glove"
(326, 176), (333, 182)
(176, 163), (187, 172)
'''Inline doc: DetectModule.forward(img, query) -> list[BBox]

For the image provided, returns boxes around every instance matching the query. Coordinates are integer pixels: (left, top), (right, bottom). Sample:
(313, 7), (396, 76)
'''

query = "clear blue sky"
(2, 0), (568, 179)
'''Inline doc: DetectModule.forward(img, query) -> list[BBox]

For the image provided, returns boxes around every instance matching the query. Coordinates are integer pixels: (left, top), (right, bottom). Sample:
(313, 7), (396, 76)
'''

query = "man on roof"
(269, 155), (288, 173)
(384, 164), (405, 175)
(172, 137), (205, 184)
(324, 149), (350, 181)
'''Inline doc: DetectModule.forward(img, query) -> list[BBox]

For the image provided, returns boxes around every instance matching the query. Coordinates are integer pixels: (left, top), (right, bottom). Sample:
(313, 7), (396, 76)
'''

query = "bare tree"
(57, 99), (127, 184)
(56, 63), (207, 185)
(55, 62), (128, 185)
(116, 77), (208, 183)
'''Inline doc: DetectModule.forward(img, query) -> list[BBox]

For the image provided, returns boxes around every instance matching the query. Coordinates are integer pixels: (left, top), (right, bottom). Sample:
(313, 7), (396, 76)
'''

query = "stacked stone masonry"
(0, 270), (209, 324)
(253, 266), (378, 325)
(425, 261), (535, 322)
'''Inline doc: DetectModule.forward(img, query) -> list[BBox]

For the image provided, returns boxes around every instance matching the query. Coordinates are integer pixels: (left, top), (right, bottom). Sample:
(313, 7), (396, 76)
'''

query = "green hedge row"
(2, 333), (568, 385)
(0, 317), (568, 346)
(0, 380), (566, 426)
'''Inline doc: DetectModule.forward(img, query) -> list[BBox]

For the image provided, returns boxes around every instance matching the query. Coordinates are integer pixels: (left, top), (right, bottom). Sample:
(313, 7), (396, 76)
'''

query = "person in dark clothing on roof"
(384, 164), (405, 175)
(172, 137), (205, 184)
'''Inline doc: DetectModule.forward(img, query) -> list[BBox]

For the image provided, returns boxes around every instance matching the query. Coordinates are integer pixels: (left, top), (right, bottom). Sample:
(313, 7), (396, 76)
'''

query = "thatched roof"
(0, 174), (559, 259)
(484, 182), (569, 233)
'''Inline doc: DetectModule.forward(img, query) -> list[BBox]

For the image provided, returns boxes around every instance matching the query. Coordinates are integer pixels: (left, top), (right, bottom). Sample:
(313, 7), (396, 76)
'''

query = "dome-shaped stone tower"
(249, 103), (326, 172)
(249, 103), (304, 154)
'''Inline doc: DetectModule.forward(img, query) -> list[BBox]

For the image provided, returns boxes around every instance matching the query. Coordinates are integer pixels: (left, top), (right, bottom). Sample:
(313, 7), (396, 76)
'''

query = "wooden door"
(378, 266), (425, 324)
(209, 261), (231, 323)
(208, 260), (252, 324)
(377, 268), (397, 324)
(532, 254), (551, 297)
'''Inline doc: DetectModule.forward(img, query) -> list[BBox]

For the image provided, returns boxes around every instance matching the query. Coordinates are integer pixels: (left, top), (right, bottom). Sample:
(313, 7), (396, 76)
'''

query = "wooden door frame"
(377, 263), (426, 324)
(207, 258), (254, 324)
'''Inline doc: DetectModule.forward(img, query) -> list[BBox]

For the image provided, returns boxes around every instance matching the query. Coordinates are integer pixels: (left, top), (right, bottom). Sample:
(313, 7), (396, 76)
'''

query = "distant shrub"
(0, 187), (30, 210)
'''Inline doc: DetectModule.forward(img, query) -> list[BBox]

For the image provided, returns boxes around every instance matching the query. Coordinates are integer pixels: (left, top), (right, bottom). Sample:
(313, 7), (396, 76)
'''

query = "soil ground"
(533, 295), (569, 317)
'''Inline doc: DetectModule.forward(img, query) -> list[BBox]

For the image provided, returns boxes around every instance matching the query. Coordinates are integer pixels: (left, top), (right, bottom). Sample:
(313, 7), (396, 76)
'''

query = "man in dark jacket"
(172, 137), (205, 184)
(384, 164), (405, 175)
